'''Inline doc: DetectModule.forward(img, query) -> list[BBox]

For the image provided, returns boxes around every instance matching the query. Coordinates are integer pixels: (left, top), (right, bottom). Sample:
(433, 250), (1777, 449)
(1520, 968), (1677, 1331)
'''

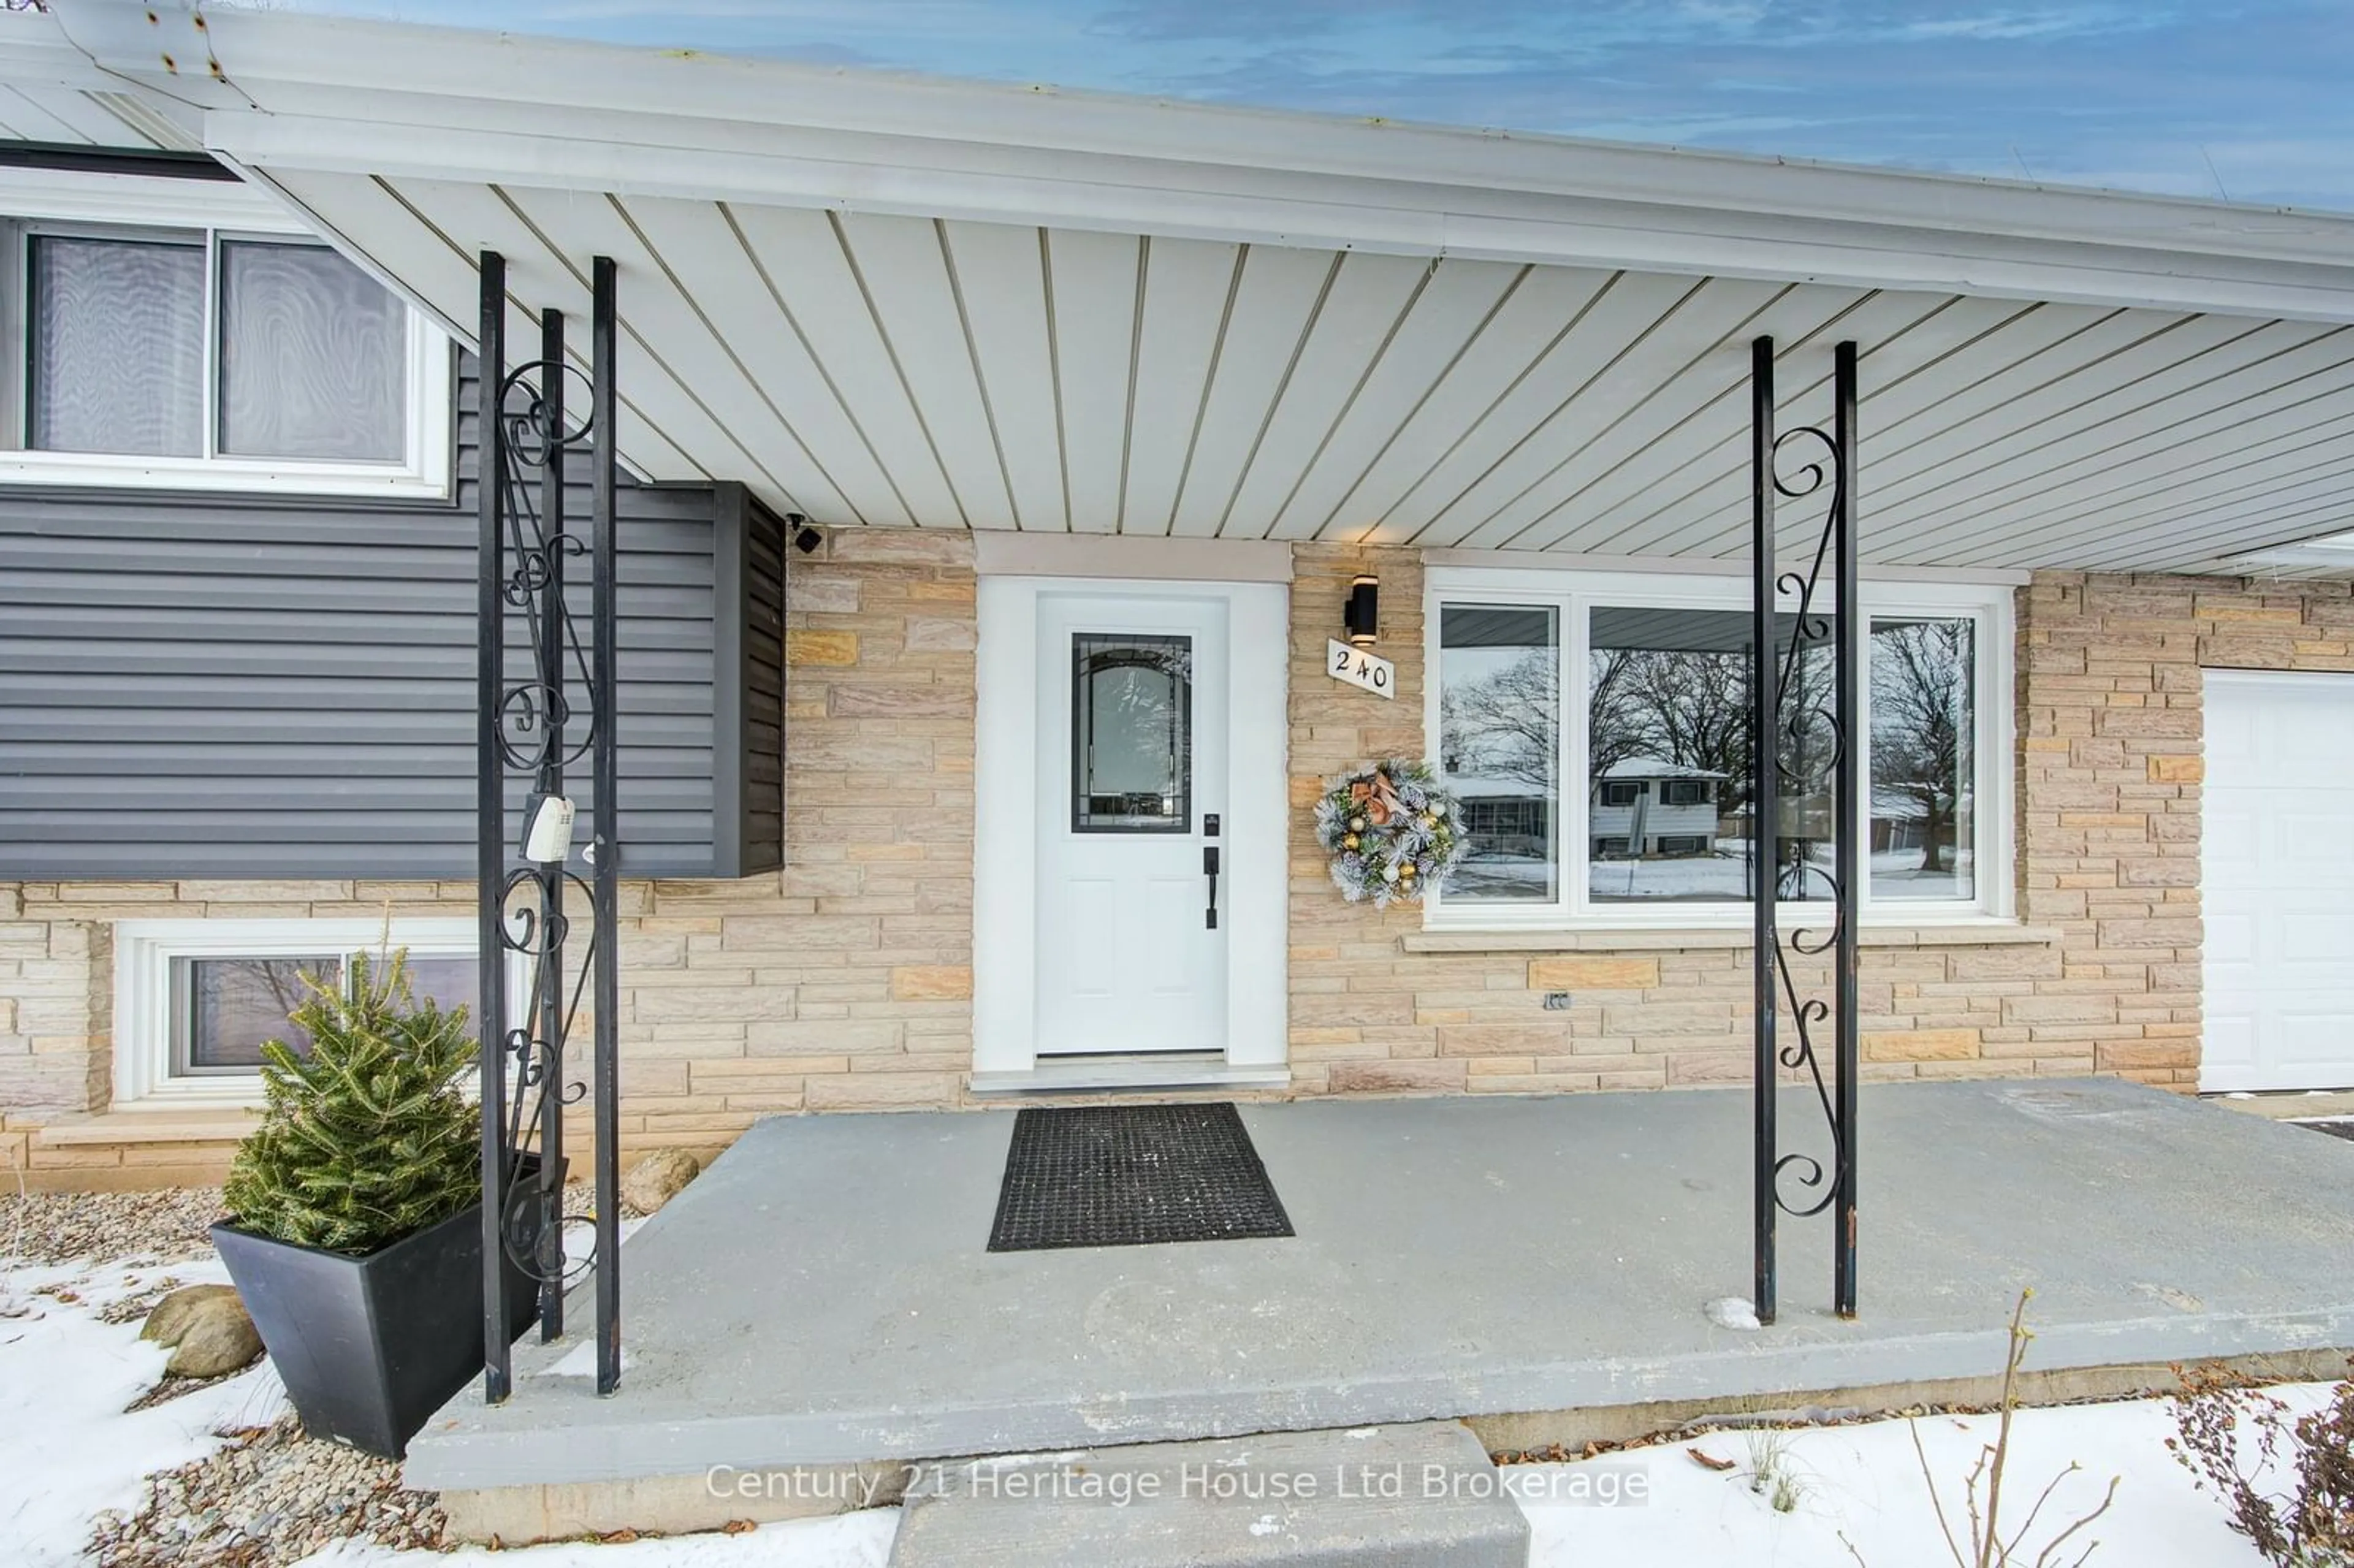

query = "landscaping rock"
(140, 1284), (263, 1377)
(139, 1284), (239, 1347)
(89, 1412), (446, 1567)
(168, 1304), (264, 1379)
(621, 1149), (701, 1214)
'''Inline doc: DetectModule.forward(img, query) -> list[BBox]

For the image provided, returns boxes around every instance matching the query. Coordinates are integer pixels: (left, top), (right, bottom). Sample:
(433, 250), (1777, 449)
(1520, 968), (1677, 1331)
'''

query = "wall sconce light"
(1343, 576), (1380, 647)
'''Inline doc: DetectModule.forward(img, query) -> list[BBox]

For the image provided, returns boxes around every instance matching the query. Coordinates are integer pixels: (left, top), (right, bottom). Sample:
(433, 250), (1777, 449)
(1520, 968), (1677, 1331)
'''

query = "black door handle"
(1204, 845), (1221, 930)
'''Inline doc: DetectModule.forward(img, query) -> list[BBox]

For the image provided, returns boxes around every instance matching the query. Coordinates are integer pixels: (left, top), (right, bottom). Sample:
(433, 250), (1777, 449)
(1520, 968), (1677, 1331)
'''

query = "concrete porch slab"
(406, 1078), (2354, 1496)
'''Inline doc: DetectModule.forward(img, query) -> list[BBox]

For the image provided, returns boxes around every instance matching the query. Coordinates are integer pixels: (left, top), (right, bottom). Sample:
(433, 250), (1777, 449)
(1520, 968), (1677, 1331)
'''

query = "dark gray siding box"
(0, 360), (787, 882)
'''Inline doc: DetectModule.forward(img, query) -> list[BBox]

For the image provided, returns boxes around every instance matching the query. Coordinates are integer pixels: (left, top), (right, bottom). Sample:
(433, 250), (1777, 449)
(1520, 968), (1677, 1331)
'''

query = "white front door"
(2203, 668), (2354, 1092)
(1032, 592), (1229, 1055)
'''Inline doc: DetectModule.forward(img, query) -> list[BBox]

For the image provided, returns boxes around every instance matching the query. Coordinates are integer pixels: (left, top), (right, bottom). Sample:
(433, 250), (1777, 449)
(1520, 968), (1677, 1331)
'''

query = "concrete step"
(887, 1421), (1530, 1568)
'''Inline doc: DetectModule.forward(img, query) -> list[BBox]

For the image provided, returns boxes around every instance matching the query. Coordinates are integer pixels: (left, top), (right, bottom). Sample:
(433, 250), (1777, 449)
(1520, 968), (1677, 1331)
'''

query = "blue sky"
(319, 1), (2353, 211)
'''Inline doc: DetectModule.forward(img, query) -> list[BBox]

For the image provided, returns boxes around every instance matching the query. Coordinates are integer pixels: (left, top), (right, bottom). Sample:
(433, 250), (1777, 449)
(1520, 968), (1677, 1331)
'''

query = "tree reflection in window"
(1870, 617), (1975, 900)
(1585, 607), (1835, 904)
(178, 955), (341, 1071)
(173, 951), (482, 1075)
(1072, 633), (1192, 832)
(1438, 604), (1560, 902)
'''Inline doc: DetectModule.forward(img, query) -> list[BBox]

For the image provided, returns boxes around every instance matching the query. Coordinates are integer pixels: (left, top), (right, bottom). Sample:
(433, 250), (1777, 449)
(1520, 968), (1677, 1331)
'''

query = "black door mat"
(988, 1102), (1295, 1252)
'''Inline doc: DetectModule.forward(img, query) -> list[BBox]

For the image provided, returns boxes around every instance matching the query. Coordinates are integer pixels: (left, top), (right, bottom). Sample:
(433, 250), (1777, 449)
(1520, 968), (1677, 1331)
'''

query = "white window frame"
(113, 918), (520, 1109)
(1423, 565), (2015, 932)
(0, 167), (452, 499)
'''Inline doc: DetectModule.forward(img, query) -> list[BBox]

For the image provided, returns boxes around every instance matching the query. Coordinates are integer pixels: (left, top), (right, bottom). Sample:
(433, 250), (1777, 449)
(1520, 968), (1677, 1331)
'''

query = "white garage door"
(2203, 669), (2354, 1092)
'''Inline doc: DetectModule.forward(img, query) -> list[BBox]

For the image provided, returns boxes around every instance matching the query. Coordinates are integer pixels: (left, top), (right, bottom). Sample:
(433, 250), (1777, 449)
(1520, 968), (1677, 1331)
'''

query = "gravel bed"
(88, 1415), (446, 1567)
(0, 1187), (226, 1266)
(0, 1176), (619, 1269)
(20, 1177), (626, 1566)
(99, 1272), (202, 1325)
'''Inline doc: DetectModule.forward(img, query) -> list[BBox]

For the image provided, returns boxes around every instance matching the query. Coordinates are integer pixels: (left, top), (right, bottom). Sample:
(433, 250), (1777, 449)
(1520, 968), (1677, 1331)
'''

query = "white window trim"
(112, 918), (520, 1109)
(0, 167), (452, 499)
(1422, 565), (2016, 934)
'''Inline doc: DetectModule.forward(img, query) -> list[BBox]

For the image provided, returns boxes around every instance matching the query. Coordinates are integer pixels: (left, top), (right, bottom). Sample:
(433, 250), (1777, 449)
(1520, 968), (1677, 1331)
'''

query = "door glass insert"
(1073, 633), (1192, 831)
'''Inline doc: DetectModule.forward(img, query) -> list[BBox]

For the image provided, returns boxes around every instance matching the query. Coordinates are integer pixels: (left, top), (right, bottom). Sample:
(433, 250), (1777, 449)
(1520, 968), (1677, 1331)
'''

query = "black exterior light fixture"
(1343, 576), (1380, 647)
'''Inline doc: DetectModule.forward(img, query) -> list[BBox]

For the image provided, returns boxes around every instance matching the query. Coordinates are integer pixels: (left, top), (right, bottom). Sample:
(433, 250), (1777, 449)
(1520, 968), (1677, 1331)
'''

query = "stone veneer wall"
(0, 527), (978, 1187)
(8, 550), (2354, 1187)
(1284, 550), (2351, 1098)
(2014, 571), (2354, 1079)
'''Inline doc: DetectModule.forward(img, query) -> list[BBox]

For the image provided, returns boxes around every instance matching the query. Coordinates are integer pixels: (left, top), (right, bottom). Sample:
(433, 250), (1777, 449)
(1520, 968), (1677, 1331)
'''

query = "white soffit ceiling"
(254, 173), (2354, 575)
(0, 83), (139, 146)
(22, 1), (2352, 574)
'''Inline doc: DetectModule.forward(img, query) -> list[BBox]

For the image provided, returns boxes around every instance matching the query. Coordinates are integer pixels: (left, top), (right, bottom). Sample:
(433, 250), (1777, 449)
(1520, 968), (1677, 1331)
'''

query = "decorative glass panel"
(176, 955), (341, 1072)
(28, 235), (207, 457)
(218, 240), (406, 462)
(1871, 616), (1976, 901)
(1072, 633), (1191, 831)
(1438, 604), (1560, 902)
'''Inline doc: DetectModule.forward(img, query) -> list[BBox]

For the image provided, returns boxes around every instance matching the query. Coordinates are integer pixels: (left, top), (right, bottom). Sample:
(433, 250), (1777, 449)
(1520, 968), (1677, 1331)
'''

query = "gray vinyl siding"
(719, 483), (790, 874)
(0, 355), (787, 880)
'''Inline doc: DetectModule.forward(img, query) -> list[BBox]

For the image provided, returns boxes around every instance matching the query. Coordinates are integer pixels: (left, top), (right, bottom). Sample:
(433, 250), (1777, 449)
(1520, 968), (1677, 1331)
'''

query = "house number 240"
(1327, 639), (1396, 700)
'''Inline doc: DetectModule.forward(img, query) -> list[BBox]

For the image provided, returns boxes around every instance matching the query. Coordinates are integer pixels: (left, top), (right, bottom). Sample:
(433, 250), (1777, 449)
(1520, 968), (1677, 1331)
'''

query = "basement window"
(114, 919), (501, 1107)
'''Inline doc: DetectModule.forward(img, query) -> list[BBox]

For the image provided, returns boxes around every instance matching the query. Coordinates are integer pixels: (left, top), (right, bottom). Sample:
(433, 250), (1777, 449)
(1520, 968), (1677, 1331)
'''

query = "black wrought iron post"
(590, 256), (623, 1398)
(1750, 334), (1862, 1325)
(476, 252), (512, 1402)
(1750, 337), (1780, 1326)
(1831, 341), (1861, 1320)
(475, 250), (627, 1401)
(533, 308), (568, 1343)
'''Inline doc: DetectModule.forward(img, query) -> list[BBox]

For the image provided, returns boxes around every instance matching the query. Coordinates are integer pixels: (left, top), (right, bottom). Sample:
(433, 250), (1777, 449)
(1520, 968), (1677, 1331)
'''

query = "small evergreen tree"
(224, 948), (482, 1255)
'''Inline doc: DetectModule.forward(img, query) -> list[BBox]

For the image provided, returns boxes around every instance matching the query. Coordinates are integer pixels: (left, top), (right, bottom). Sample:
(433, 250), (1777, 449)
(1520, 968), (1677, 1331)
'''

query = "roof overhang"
(18, 1), (2354, 575)
(30, 2), (2354, 322)
(0, 16), (203, 150)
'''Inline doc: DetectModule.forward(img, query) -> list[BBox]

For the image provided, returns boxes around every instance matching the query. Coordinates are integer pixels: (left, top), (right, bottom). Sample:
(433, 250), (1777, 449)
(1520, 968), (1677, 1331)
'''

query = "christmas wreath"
(1312, 759), (1467, 908)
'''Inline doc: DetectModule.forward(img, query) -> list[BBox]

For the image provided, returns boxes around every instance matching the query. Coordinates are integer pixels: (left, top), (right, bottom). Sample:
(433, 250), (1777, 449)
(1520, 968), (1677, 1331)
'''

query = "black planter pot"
(212, 1156), (550, 1460)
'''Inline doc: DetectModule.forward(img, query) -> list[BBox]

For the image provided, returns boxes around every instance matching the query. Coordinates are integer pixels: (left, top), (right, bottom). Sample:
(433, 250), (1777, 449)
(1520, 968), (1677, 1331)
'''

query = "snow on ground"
(0, 1257), (287, 1568)
(2, 1240), (2326, 1568)
(1521, 1391), (2318, 1567)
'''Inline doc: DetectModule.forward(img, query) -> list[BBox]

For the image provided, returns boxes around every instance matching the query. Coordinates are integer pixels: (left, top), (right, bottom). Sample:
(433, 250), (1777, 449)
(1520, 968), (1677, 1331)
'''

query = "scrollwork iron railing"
(478, 252), (623, 1400)
(1750, 337), (1861, 1325)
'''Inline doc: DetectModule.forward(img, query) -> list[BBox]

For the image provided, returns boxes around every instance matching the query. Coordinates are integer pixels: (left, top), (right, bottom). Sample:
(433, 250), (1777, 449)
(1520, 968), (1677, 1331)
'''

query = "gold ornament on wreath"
(1312, 759), (1466, 908)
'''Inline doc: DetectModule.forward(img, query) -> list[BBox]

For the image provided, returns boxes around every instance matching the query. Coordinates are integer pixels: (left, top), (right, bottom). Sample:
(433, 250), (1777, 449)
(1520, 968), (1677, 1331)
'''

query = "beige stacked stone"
(2018, 572), (2354, 1083)
(1284, 556), (2349, 1098)
(7, 548), (2354, 1188)
(1283, 544), (2059, 1094)
(0, 881), (110, 1118)
(0, 527), (977, 1187)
